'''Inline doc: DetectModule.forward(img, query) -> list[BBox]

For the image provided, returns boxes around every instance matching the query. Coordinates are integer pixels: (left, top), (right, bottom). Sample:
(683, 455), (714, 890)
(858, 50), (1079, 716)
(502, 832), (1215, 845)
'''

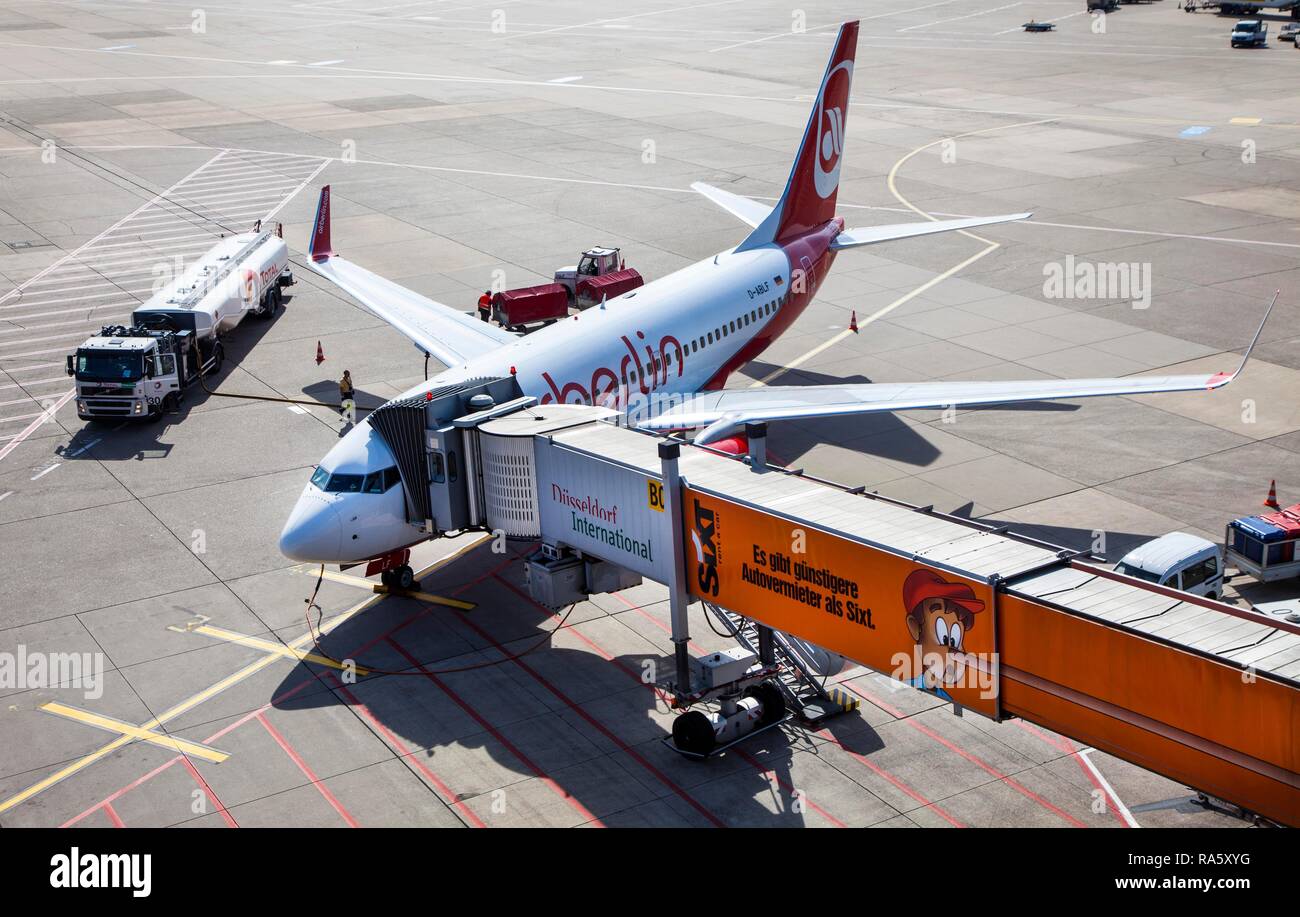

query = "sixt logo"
(689, 499), (719, 596)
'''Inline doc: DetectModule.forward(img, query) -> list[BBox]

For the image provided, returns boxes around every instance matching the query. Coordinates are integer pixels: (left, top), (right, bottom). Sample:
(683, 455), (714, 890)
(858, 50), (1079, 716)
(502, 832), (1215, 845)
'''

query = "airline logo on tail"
(814, 61), (852, 200)
(764, 20), (857, 242)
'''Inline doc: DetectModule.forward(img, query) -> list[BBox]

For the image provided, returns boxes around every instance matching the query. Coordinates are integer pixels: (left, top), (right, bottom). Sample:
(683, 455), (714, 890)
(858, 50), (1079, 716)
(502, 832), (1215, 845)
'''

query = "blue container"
(1230, 516), (1287, 543)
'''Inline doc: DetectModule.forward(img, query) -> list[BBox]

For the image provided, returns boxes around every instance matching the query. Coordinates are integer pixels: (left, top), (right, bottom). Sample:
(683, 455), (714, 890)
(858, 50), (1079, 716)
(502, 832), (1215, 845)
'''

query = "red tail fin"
(310, 185), (333, 262)
(740, 22), (858, 249)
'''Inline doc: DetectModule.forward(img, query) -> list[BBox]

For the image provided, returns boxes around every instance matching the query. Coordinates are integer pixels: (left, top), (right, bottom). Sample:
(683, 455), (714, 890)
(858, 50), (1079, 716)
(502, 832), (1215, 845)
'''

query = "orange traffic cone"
(315, 341), (325, 365)
(849, 310), (859, 334)
(1264, 479), (1281, 510)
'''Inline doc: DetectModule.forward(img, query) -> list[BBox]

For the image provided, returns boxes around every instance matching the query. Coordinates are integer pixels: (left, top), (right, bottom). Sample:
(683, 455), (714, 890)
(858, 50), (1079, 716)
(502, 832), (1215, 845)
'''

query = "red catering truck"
(488, 283), (569, 332)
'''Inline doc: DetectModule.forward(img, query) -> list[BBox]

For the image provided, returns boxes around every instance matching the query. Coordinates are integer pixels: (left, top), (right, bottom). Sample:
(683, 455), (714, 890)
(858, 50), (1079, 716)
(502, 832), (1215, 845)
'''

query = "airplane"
(279, 19), (1274, 574)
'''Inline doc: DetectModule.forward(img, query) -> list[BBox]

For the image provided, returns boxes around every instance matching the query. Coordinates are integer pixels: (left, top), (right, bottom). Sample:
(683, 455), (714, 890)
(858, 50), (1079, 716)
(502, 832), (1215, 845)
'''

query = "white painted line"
(309, 59), (346, 66)
(287, 405), (308, 414)
(0, 328), (119, 348)
(0, 150), (228, 307)
(30, 462), (60, 480)
(65, 437), (101, 458)
(0, 388), (72, 464)
(0, 412), (42, 424)
(0, 491), (11, 502)
(259, 158), (331, 222)
(0, 292), (140, 310)
(3, 362), (65, 374)
(899, 3), (1021, 32)
(1078, 748), (1141, 828)
(99, 44), (135, 51)
(267, 59), (299, 65)
(0, 376), (67, 392)
(548, 76), (583, 84)
(994, 8), (1084, 33)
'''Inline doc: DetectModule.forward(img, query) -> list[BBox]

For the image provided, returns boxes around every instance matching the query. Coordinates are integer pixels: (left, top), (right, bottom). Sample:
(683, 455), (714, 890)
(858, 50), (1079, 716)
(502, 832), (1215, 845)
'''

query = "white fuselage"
(279, 242), (798, 563)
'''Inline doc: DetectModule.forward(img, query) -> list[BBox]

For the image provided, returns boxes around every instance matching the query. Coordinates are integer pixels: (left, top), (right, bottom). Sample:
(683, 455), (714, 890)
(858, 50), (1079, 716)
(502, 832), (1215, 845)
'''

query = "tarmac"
(1, 0), (1297, 827)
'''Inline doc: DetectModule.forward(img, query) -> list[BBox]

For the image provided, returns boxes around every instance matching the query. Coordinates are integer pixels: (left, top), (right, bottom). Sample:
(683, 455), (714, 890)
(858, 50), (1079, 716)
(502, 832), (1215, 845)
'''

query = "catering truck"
(67, 224), (292, 422)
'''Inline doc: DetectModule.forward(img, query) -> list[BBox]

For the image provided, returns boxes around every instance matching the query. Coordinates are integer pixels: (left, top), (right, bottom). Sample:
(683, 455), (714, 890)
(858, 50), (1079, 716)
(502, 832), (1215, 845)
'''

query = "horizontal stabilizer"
(831, 212), (1032, 249)
(691, 182), (773, 229)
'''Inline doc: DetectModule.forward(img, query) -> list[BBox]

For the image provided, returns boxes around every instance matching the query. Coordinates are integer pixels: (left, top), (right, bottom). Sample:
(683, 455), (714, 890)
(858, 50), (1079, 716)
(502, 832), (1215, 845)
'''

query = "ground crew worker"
(339, 370), (356, 424)
(478, 289), (492, 322)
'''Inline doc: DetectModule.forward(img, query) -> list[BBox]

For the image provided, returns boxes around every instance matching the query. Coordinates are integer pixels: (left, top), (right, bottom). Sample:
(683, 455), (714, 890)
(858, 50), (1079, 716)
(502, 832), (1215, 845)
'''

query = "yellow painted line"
(193, 624), (372, 675)
(1230, 117), (1261, 126)
(753, 119), (1052, 389)
(40, 703), (229, 763)
(318, 567), (476, 610)
(0, 534), (491, 816)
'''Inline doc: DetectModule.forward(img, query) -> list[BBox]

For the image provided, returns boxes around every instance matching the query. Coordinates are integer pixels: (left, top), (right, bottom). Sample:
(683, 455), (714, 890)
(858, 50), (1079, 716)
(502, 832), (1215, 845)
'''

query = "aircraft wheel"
(394, 565), (415, 591)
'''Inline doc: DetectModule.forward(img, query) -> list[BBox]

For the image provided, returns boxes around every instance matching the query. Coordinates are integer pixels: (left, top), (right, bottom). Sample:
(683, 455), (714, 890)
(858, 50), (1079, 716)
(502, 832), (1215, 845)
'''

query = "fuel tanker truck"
(67, 223), (293, 422)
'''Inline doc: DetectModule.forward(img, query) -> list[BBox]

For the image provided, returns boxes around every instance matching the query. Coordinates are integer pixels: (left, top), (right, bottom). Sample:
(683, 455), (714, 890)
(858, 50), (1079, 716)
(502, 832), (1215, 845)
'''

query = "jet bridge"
(460, 403), (1298, 824)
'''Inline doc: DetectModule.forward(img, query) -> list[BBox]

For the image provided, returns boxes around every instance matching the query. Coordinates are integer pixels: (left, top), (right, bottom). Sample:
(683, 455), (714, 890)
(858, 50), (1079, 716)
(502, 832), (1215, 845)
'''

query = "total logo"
(813, 60), (852, 201)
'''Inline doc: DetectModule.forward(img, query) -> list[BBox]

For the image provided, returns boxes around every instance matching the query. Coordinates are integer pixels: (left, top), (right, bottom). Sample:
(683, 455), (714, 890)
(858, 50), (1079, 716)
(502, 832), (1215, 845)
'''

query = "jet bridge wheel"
(671, 710), (716, 756)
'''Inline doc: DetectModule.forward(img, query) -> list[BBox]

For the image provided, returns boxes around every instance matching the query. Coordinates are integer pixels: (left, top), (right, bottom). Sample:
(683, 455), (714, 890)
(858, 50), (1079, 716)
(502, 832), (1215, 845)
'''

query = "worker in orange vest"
(478, 289), (492, 322)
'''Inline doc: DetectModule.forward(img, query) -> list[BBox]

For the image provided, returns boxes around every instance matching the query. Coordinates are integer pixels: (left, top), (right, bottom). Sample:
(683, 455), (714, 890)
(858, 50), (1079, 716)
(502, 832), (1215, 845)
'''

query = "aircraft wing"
(640, 293), (1276, 444)
(307, 186), (516, 367)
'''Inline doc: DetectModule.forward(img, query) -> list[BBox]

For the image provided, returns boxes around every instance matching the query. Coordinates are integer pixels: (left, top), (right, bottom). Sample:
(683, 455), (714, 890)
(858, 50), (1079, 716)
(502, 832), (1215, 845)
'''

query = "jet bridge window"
(430, 452), (446, 484)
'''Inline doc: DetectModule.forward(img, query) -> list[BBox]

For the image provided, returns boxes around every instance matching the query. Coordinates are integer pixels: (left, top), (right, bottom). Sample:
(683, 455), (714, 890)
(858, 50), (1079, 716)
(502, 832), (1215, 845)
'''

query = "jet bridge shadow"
(270, 539), (820, 827)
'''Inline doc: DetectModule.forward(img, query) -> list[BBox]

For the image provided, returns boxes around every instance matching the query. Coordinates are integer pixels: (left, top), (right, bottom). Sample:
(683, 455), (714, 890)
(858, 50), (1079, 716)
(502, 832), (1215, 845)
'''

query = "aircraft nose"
(278, 492), (344, 562)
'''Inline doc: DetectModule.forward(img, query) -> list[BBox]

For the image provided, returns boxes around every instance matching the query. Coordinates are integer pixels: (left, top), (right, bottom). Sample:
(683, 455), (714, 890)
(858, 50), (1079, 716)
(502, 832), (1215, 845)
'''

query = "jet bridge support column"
(746, 421), (767, 471)
(659, 440), (693, 694)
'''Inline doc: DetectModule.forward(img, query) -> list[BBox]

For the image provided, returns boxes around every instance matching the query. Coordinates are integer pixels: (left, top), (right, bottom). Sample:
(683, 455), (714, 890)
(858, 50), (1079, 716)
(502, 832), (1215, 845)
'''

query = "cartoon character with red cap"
(902, 569), (985, 701)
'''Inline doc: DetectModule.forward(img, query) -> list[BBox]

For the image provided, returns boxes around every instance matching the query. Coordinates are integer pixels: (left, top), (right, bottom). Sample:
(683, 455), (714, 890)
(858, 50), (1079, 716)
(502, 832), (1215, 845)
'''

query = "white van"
(1114, 533), (1224, 600)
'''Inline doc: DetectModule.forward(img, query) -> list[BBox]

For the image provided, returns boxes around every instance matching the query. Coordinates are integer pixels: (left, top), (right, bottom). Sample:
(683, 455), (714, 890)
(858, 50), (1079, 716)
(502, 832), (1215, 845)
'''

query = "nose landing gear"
(366, 548), (415, 592)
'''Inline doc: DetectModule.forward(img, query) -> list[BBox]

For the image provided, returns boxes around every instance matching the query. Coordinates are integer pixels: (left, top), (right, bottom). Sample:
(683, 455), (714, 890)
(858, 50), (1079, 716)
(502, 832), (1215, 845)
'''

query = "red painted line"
(1017, 722), (1129, 828)
(733, 748), (845, 827)
(179, 757), (238, 828)
(59, 545), (526, 827)
(846, 683), (1088, 828)
(256, 712), (359, 828)
(325, 672), (487, 828)
(102, 802), (125, 828)
(494, 574), (864, 829)
(387, 637), (604, 827)
(813, 727), (966, 827)
(610, 592), (707, 655)
(449, 599), (725, 828)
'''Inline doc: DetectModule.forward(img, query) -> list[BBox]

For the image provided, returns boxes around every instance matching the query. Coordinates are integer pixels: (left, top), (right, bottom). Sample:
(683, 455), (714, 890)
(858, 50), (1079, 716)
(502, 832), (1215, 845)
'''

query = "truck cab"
(1231, 19), (1267, 46)
(553, 247), (623, 301)
(1114, 532), (1224, 600)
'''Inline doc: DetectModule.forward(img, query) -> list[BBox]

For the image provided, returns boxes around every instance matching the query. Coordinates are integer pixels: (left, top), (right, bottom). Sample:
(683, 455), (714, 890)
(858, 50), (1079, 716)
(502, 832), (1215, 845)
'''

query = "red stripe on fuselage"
(700, 218), (843, 391)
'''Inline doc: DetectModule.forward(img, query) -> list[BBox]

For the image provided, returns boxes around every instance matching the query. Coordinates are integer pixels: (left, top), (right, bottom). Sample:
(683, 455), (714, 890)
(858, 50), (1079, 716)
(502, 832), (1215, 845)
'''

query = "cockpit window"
(364, 466), (401, 494)
(323, 473), (364, 493)
(312, 465), (400, 494)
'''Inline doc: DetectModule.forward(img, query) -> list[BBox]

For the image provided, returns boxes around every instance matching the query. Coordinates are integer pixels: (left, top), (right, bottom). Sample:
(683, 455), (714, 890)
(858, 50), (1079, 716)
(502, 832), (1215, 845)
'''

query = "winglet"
(1232, 289), (1279, 378)
(309, 185), (333, 262)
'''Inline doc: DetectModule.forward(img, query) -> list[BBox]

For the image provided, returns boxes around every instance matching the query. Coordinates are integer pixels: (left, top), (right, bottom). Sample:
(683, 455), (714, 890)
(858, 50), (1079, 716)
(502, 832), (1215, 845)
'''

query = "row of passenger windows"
(685, 294), (786, 358)
(605, 292), (788, 385)
(310, 465), (401, 494)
